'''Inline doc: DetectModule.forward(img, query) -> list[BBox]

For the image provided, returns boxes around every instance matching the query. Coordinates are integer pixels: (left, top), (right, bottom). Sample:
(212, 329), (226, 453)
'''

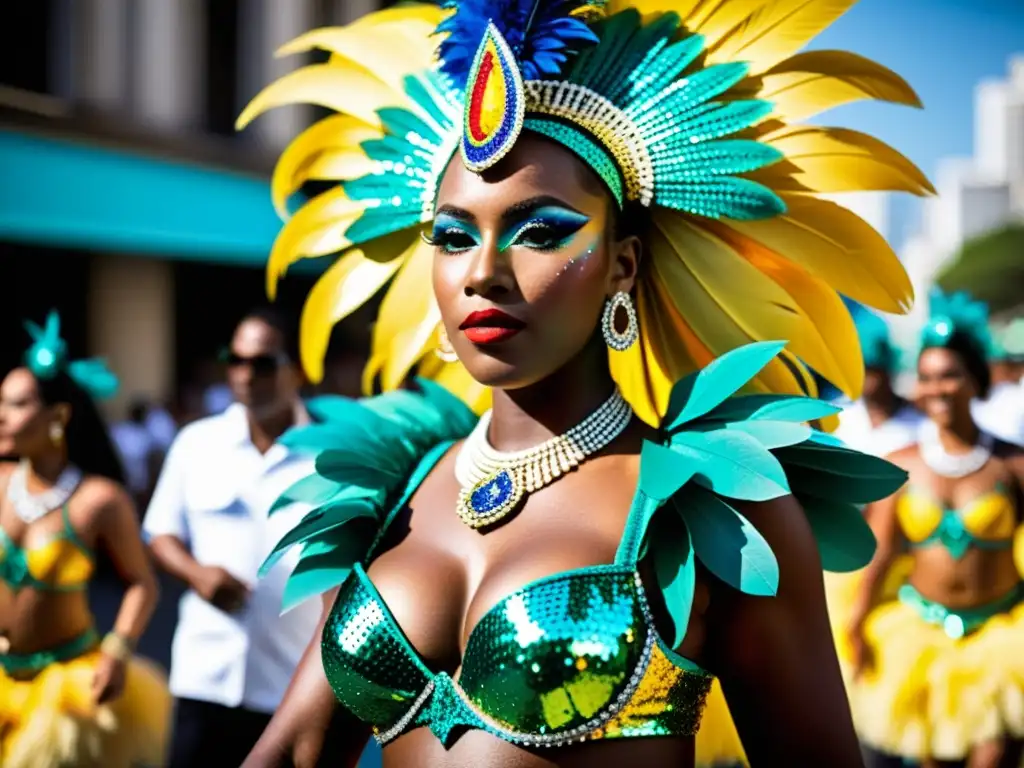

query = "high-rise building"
(890, 54), (1024, 354)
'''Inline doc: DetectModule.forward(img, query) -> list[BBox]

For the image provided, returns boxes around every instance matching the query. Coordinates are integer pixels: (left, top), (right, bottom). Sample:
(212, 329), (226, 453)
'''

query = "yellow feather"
(236, 63), (400, 132)
(710, 221), (864, 397)
(754, 125), (934, 195)
(275, 24), (439, 94)
(759, 50), (921, 122)
(654, 212), (859, 395)
(371, 242), (439, 391)
(728, 193), (914, 314)
(647, 224), (807, 397)
(299, 233), (415, 383)
(266, 187), (366, 299)
(270, 115), (379, 219)
(346, 4), (446, 30)
(707, 0), (859, 74)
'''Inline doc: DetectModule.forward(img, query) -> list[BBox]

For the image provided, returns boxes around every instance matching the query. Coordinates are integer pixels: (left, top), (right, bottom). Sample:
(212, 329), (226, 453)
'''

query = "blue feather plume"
(436, 0), (601, 88)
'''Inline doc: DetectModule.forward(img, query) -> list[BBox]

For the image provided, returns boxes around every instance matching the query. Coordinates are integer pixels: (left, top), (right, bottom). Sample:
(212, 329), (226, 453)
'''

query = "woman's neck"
(864, 390), (901, 428)
(488, 335), (615, 452)
(26, 451), (69, 486)
(934, 411), (981, 454)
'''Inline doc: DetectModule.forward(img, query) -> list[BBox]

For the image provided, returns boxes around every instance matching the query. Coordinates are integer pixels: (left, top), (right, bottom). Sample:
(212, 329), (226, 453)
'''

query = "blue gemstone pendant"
(456, 469), (524, 529)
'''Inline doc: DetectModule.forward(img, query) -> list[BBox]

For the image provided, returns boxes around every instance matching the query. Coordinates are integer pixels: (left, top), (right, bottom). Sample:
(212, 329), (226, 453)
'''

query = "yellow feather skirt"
(0, 651), (171, 768)
(848, 591), (1024, 760)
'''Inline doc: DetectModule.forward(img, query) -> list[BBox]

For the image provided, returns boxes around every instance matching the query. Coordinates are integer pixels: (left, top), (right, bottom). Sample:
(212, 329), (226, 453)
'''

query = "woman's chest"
(365, 456), (643, 671)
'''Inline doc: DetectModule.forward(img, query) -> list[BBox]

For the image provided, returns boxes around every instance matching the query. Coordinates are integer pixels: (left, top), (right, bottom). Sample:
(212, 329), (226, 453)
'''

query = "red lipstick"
(459, 309), (526, 344)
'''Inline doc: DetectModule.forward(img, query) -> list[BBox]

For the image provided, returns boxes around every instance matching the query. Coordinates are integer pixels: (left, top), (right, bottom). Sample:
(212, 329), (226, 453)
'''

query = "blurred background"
(0, 2), (1021, 767)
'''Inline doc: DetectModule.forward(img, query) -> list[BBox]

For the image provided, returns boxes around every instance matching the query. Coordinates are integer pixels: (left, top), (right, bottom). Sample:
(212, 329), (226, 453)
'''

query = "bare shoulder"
(74, 475), (133, 519)
(995, 440), (1024, 484)
(884, 443), (921, 472)
(703, 494), (826, 670)
(0, 461), (15, 482)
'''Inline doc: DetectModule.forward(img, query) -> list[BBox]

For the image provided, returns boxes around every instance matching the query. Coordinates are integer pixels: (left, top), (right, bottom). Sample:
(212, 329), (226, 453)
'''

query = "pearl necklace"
(918, 420), (995, 478)
(454, 389), (632, 529)
(6, 459), (83, 524)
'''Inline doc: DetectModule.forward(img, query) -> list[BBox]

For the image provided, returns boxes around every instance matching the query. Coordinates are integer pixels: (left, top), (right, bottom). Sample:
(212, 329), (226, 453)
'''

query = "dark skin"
(850, 347), (1024, 768)
(863, 367), (912, 429)
(149, 317), (305, 613)
(244, 135), (860, 767)
(0, 368), (159, 701)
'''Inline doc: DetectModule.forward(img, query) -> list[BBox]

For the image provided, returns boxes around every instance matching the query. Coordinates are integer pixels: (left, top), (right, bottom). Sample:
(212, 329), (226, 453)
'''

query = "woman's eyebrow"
(434, 204), (476, 222)
(501, 195), (584, 224)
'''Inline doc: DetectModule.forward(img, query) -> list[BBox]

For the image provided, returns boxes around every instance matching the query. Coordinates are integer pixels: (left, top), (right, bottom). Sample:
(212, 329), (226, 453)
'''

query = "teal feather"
(665, 340), (787, 430)
(22, 310), (119, 401)
(657, 176), (786, 219)
(269, 473), (344, 515)
(264, 380), (478, 610)
(639, 441), (696, 502)
(673, 486), (779, 597)
(921, 288), (994, 360)
(798, 496), (876, 573)
(66, 358), (120, 401)
(625, 341), (910, 644)
(650, 509), (696, 648)
(667, 430), (790, 502)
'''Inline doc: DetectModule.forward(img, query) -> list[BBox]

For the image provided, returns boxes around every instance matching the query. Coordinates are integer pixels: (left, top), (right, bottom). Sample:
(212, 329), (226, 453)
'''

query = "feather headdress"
(237, 0), (932, 425)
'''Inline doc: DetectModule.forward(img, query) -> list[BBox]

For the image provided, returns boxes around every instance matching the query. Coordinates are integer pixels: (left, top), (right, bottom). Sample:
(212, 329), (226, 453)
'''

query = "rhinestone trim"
(372, 678), (436, 745)
(524, 80), (655, 206)
(375, 570), (659, 748)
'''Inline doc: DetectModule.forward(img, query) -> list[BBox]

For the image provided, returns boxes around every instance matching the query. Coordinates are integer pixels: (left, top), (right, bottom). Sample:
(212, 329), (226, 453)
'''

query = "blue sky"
(809, 0), (1024, 242)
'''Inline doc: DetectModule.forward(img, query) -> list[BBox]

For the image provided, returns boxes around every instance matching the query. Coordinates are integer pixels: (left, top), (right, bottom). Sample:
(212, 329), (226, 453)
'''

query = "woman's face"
(916, 347), (975, 428)
(0, 368), (65, 458)
(431, 133), (639, 390)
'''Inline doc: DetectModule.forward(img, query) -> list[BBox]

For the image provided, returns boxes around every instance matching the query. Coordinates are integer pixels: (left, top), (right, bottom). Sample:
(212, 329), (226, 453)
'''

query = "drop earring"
(435, 325), (459, 363)
(601, 291), (639, 351)
(49, 422), (65, 445)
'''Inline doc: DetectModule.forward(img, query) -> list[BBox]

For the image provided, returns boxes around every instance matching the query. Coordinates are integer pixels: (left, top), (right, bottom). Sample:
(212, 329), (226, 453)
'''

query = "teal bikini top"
(0, 504), (95, 592)
(262, 342), (908, 750)
(322, 441), (712, 747)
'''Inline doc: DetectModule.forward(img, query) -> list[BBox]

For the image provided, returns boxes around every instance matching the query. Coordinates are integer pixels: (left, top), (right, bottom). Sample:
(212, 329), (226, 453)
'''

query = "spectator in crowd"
(143, 308), (324, 767)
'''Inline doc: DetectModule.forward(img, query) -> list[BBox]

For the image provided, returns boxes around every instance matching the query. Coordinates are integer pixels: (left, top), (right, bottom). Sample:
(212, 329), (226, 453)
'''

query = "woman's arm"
(96, 482), (160, 646)
(243, 588), (371, 768)
(702, 495), (862, 766)
(91, 481), (161, 703)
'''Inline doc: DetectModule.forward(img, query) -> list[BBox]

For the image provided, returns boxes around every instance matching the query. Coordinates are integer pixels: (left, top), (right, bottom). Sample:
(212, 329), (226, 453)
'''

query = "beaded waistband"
(898, 582), (1024, 639)
(0, 626), (99, 676)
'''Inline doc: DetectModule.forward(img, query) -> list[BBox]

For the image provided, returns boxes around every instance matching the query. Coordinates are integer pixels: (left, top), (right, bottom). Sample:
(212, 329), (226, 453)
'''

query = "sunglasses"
(219, 349), (290, 376)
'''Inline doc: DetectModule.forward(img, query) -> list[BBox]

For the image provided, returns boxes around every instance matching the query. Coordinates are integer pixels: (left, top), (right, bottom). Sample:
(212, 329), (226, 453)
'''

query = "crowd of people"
(2, 1), (1024, 767)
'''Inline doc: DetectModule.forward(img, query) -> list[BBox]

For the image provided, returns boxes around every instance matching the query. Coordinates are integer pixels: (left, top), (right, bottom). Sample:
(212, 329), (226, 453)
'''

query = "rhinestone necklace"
(5, 459), (83, 525)
(454, 389), (632, 529)
(918, 420), (995, 478)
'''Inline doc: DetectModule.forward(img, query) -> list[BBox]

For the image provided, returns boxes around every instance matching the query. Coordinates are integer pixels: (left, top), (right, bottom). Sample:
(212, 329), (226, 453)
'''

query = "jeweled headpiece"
(23, 311), (120, 401)
(920, 289), (994, 361)
(238, 0), (932, 424)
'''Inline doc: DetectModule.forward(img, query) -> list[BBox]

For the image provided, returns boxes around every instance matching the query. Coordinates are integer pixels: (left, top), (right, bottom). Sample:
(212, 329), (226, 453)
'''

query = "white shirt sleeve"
(142, 434), (190, 544)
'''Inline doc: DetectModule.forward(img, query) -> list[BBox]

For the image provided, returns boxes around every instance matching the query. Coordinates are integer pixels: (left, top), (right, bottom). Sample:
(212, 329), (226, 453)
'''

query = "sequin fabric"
(321, 561), (714, 748)
(321, 566), (431, 728)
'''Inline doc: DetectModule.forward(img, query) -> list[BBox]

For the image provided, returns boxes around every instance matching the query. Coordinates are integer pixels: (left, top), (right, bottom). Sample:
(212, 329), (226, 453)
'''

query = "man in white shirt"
(144, 308), (322, 768)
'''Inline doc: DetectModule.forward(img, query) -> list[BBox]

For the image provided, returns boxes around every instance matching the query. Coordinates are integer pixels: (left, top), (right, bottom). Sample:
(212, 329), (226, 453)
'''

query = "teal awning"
(0, 129), (282, 266)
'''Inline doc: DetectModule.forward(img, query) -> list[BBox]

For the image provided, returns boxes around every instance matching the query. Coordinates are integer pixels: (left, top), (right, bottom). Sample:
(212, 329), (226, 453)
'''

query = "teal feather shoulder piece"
(631, 341), (907, 647)
(263, 380), (478, 612)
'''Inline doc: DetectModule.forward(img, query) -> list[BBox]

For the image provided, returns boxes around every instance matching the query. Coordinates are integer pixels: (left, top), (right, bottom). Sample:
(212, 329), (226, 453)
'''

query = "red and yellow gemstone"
(461, 23), (525, 173)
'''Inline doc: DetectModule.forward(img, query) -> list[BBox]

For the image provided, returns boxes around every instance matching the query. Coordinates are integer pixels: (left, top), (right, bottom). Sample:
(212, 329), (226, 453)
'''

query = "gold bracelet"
(100, 632), (134, 663)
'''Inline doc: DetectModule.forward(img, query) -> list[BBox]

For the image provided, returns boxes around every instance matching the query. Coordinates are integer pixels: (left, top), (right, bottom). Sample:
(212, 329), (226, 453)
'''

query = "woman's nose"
(464, 237), (514, 298)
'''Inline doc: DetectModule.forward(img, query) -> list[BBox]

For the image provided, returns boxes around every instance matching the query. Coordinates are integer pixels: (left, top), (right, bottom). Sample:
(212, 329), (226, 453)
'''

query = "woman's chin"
(460, 356), (552, 392)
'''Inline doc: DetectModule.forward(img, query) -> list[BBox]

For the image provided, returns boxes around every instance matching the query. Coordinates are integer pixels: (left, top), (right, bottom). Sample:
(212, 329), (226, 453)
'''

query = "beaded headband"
(238, 0), (932, 424)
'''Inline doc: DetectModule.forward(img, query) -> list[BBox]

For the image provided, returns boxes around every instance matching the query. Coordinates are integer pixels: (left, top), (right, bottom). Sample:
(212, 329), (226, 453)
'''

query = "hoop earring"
(435, 325), (459, 363)
(49, 422), (65, 446)
(602, 291), (639, 351)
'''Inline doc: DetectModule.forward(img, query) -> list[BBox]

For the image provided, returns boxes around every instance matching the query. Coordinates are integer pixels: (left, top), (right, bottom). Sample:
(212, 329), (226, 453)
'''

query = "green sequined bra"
(262, 342), (908, 750)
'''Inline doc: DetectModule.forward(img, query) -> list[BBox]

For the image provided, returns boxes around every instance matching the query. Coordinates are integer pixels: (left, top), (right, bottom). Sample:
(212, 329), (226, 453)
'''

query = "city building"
(891, 54), (1024, 352)
(0, 0), (384, 418)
